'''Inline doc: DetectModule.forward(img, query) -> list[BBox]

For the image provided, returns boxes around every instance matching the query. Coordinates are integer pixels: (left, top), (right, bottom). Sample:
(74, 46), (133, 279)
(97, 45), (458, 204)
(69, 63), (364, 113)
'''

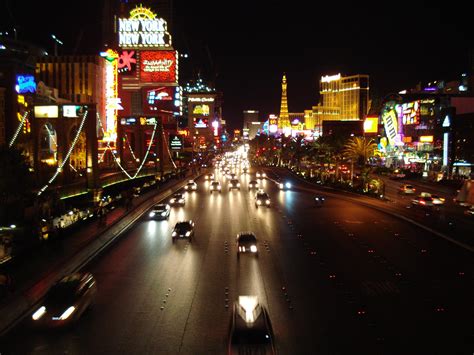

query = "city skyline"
(1, 0), (473, 129)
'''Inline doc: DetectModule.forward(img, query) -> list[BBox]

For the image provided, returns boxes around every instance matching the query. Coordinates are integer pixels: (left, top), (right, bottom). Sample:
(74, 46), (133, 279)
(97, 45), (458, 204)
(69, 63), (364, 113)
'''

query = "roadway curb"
(271, 168), (474, 253)
(0, 172), (203, 337)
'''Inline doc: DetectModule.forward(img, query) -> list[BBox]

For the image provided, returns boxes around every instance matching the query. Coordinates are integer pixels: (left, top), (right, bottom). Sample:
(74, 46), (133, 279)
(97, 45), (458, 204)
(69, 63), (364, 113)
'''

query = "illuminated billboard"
(192, 104), (210, 116)
(34, 105), (59, 118)
(396, 101), (420, 125)
(118, 5), (171, 49)
(363, 116), (378, 133)
(194, 118), (208, 128)
(139, 51), (177, 83)
(142, 86), (181, 114)
(169, 134), (183, 151)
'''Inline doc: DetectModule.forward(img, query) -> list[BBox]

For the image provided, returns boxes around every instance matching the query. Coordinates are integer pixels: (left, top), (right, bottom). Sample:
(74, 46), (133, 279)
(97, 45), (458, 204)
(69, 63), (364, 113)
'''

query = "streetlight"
(51, 34), (63, 56)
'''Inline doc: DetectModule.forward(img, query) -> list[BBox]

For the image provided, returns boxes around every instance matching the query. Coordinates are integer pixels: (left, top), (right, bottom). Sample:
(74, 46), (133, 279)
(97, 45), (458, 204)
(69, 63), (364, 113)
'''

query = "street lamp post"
(51, 34), (63, 56)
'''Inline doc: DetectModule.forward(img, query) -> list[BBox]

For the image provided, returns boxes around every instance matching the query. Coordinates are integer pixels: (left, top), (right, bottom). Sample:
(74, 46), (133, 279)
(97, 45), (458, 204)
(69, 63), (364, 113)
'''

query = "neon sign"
(16, 75), (36, 94)
(101, 49), (122, 142)
(118, 5), (171, 48)
(192, 104), (210, 116)
(396, 101), (420, 125)
(118, 51), (137, 74)
(382, 109), (398, 146)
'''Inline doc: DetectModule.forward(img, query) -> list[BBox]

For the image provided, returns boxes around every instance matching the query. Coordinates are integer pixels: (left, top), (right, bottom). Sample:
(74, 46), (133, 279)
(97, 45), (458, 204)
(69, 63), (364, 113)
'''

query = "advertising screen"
(192, 104), (210, 116)
(139, 51), (176, 83)
(363, 116), (378, 133)
(142, 86), (181, 115)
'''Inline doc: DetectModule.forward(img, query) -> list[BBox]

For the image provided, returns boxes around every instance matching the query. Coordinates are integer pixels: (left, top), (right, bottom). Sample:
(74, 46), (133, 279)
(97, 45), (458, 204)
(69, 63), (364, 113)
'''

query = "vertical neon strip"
(443, 132), (449, 166)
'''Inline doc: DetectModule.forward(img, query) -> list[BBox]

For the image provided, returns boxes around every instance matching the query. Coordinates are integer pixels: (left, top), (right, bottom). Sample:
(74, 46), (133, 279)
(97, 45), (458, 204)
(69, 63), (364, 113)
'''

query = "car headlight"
(59, 306), (76, 320)
(266, 200), (270, 204)
(237, 183), (240, 187)
(185, 186), (189, 190)
(193, 186), (197, 190)
(179, 199), (184, 203)
(32, 306), (46, 320)
(257, 200), (262, 205)
(161, 212), (167, 216)
(250, 245), (257, 253)
(170, 199), (175, 203)
(185, 231), (191, 237)
(218, 186), (221, 189)
(285, 182), (291, 189)
(172, 231), (177, 236)
(149, 212), (155, 217)
(279, 183), (284, 189)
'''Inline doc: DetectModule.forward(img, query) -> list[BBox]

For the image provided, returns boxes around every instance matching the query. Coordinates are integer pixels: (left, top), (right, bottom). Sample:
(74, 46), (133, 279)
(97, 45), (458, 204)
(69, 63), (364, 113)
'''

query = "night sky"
(1, 0), (473, 130)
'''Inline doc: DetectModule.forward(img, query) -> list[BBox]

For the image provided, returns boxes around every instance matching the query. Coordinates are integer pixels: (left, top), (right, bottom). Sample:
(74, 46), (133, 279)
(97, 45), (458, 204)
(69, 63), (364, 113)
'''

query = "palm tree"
(343, 137), (379, 190)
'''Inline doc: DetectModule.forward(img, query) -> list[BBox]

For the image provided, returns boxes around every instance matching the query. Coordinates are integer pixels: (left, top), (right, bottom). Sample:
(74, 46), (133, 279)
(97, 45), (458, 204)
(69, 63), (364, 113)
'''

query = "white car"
(184, 180), (197, 191)
(210, 181), (222, 193)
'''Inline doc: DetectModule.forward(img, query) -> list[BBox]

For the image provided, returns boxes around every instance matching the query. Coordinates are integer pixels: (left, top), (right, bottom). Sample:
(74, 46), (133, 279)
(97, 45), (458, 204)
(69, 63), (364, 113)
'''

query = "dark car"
(228, 296), (275, 355)
(229, 179), (241, 191)
(31, 272), (97, 328)
(169, 193), (185, 206)
(210, 181), (222, 193)
(236, 232), (258, 258)
(149, 203), (171, 220)
(255, 191), (270, 208)
(172, 220), (195, 242)
(248, 180), (259, 190)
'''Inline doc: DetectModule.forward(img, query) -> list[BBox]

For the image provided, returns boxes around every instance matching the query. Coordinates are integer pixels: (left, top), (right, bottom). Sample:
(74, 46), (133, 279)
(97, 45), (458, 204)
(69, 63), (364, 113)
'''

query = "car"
(399, 184), (416, 195)
(169, 193), (185, 206)
(248, 180), (259, 190)
(314, 195), (325, 206)
(389, 169), (406, 180)
(464, 206), (474, 216)
(205, 173), (215, 180)
(229, 179), (241, 191)
(277, 180), (292, 190)
(431, 194), (446, 205)
(172, 220), (195, 242)
(31, 272), (97, 328)
(242, 167), (248, 174)
(255, 190), (271, 208)
(411, 195), (434, 207)
(149, 203), (171, 220)
(184, 180), (198, 191)
(210, 181), (222, 193)
(236, 232), (258, 258)
(256, 171), (266, 179)
(228, 296), (275, 355)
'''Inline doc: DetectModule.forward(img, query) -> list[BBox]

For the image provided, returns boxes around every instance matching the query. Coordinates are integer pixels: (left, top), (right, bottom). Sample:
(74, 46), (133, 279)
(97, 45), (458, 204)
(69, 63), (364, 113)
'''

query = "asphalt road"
(2, 167), (473, 354)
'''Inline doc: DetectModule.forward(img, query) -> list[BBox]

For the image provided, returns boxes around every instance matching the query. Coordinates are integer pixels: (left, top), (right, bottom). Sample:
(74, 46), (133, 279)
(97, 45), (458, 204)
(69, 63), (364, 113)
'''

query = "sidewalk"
(0, 171), (202, 336)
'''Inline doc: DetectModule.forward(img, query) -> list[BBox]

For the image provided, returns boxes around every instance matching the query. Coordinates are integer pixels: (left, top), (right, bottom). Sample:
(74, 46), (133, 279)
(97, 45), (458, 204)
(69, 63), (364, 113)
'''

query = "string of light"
(38, 109), (89, 196)
(162, 128), (177, 169)
(9, 111), (29, 148)
(124, 132), (138, 161)
(44, 123), (80, 173)
(97, 114), (158, 179)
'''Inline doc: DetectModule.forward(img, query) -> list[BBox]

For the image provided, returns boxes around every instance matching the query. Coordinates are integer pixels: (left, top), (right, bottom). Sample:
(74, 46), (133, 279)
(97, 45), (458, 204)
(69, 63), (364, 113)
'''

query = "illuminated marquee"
(140, 51), (177, 82)
(194, 118), (208, 128)
(188, 97), (214, 102)
(142, 86), (180, 114)
(101, 49), (122, 142)
(118, 5), (171, 48)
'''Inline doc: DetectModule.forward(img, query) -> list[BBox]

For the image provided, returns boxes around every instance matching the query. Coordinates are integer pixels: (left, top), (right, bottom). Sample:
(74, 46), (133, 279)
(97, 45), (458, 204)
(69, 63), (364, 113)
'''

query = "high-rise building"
(278, 74), (290, 129)
(319, 73), (369, 121)
(243, 110), (259, 130)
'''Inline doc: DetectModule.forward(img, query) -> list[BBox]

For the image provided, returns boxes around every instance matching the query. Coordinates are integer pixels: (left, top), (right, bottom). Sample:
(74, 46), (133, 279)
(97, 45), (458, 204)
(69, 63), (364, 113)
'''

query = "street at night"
(1, 1), (474, 354)
(1, 166), (472, 354)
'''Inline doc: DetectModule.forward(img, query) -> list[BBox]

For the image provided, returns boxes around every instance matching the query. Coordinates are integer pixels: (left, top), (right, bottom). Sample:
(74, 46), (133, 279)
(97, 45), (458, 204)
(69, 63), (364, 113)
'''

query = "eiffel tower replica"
(278, 74), (290, 130)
